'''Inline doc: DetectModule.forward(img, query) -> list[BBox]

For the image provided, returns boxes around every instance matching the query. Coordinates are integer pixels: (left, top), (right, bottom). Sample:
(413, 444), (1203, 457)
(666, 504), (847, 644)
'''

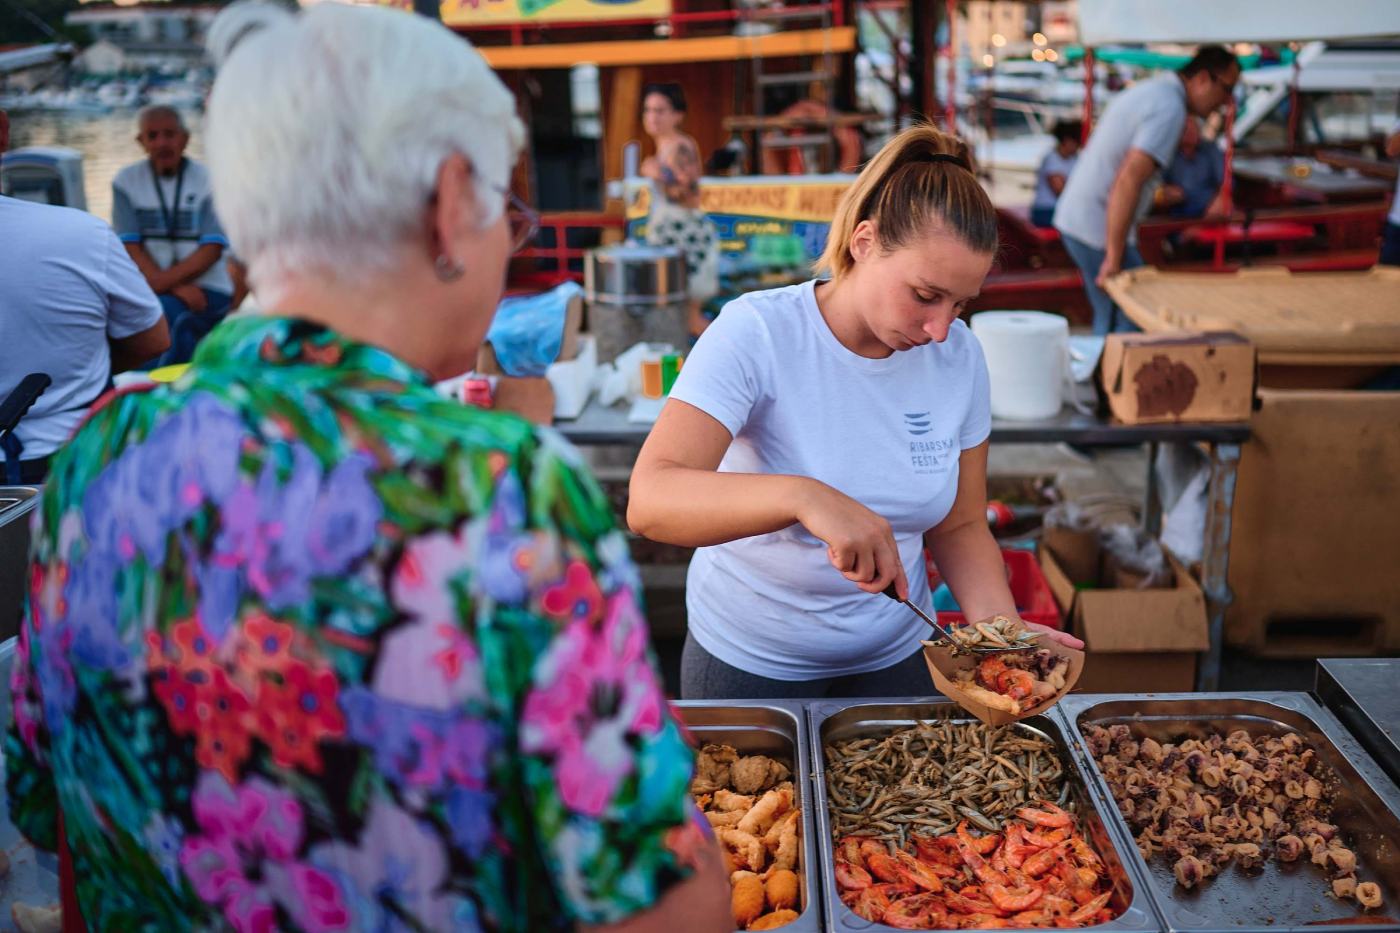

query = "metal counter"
(675, 699), (821, 933)
(1316, 659), (1400, 791)
(1054, 692), (1400, 933)
(807, 698), (1163, 933)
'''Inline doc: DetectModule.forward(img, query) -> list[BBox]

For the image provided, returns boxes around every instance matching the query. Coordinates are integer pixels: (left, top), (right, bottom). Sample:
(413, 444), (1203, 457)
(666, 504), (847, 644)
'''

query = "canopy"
(1060, 46), (1270, 71)
(1077, 0), (1400, 46)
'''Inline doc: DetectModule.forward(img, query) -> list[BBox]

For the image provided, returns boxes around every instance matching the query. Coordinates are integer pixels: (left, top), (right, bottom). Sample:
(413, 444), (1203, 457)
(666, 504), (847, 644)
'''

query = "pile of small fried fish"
(825, 720), (1073, 849)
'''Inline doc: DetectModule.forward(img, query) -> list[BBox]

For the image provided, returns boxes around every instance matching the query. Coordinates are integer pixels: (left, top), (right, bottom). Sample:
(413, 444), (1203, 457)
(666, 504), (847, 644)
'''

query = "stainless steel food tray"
(675, 700), (821, 933)
(1316, 660), (1400, 790)
(808, 699), (1162, 933)
(1054, 692), (1400, 932)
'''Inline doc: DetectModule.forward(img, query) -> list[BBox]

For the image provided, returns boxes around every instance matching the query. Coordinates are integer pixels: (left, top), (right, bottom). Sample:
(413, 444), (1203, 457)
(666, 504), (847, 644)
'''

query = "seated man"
(1031, 121), (1082, 227)
(112, 105), (232, 365)
(1158, 117), (1226, 218)
(0, 109), (169, 484)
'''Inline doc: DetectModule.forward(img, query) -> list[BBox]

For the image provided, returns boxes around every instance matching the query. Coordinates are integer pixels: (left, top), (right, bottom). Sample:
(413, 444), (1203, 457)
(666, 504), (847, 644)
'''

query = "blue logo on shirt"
(904, 412), (932, 436)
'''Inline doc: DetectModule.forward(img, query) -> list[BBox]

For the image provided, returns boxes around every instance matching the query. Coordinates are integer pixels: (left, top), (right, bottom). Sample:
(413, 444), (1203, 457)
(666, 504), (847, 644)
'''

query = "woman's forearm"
(627, 465), (812, 547)
(925, 521), (1016, 621)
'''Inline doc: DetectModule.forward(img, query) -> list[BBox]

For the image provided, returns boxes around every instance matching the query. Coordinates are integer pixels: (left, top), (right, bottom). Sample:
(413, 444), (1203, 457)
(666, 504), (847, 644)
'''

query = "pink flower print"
(520, 587), (666, 817)
(310, 798), (457, 931)
(390, 529), (473, 623)
(10, 623), (41, 754)
(540, 560), (604, 625)
(180, 773), (348, 933)
(372, 618), (484, 711)
(381, 530), (484, 710)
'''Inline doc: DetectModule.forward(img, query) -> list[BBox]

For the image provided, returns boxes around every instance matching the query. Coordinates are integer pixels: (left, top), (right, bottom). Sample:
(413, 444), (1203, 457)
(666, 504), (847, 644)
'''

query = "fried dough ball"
(749, 909), (800, 930)
(731, 871), (766, 927)
(1333, 876), (1358, 900)
(765, 869), (800, 911)
(1357, 882), (1383, 910)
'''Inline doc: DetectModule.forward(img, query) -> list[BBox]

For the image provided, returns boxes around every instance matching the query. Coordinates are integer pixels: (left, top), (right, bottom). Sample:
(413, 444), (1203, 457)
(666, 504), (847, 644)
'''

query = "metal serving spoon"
(881, 583), (1037, 654)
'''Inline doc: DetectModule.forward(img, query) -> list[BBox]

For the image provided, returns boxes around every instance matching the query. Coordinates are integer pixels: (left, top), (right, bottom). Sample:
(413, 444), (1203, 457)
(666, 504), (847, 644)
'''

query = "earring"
(434, 254), (466, 283)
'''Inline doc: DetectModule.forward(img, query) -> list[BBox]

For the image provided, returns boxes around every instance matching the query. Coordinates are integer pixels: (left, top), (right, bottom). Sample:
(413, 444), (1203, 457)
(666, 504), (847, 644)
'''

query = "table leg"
(1142, 441), (1161, 536)
(1197, 442), (1242, 691)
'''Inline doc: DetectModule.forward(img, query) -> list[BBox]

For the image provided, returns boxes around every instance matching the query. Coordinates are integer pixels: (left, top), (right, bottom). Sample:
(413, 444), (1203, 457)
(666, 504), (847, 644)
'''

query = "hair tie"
(916, 153), (971, 171)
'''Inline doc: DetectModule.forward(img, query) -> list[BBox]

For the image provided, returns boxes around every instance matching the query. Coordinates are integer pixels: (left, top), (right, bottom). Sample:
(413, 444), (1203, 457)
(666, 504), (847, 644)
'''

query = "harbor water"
(6, 109), (207, 223)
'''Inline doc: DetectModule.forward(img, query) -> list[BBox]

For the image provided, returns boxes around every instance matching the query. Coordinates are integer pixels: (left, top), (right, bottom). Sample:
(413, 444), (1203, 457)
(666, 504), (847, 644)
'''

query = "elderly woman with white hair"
(4, 4), (729, 931)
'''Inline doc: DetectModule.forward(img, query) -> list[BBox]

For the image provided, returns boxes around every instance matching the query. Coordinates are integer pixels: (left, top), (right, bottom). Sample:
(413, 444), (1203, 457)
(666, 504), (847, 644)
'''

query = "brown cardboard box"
(1100, 331), (1255, 425)
(1040, 544), (1209, 693)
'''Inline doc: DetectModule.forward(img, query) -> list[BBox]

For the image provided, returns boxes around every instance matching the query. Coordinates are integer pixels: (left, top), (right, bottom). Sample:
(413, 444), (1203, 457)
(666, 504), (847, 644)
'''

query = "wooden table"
(1232, 156), (1392, 202)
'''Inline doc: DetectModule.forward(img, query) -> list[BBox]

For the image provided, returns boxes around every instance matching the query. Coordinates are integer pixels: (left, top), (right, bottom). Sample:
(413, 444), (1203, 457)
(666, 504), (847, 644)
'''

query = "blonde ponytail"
(817, 124), (997, 280)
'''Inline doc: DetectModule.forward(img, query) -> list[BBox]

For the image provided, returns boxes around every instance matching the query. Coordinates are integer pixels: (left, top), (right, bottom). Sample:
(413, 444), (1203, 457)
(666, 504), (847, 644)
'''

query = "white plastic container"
(546, 334), (598, 420)
(970, 310), (1069, 421)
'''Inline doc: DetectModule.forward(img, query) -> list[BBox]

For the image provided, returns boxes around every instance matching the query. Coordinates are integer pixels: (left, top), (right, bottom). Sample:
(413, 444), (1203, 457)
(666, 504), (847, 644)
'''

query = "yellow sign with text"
(437, 0), (671, 27)
(626, 179), (851, 222)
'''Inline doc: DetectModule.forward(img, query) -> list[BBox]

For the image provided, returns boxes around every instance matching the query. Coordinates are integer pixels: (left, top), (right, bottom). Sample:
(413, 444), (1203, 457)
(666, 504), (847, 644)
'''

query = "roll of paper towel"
(970, 311), (1068, 421)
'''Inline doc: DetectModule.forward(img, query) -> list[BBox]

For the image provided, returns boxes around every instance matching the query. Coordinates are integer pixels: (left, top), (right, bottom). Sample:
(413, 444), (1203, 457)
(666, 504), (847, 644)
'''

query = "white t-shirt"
(1054, 73), (1187, 248)
(0, 196), (163, 460)
(112, 158), (232, 295)
(668, 280), (992, 680)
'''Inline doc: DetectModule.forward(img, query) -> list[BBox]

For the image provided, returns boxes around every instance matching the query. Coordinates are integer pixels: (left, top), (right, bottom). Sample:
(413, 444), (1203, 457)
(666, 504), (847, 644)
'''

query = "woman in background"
(640, 82), (721, 335)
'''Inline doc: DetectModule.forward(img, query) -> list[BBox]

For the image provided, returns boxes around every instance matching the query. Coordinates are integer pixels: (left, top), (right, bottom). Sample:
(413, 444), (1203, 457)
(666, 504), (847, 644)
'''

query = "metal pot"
(584, 245), (691, 363)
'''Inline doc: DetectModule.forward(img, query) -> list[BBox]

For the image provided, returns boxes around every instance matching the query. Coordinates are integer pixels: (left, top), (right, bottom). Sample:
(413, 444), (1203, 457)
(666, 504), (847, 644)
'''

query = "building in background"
(958, 1), (1029, 63)
(64, 4), (219, 72)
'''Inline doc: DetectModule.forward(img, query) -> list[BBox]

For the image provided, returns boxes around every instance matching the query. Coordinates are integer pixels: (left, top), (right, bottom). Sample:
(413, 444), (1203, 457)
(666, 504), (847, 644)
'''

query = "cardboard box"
(1100, 331), (1255, 425)
(1039, 543), (1209, 693)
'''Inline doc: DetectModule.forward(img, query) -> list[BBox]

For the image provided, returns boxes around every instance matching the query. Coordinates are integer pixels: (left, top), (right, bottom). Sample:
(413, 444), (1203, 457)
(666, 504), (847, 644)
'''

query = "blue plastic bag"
(485, 281), (582, 377)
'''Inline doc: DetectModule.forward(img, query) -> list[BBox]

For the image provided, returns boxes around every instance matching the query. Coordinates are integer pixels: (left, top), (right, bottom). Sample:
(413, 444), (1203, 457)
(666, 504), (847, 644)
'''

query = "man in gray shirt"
(1054, 46), (1239, 333)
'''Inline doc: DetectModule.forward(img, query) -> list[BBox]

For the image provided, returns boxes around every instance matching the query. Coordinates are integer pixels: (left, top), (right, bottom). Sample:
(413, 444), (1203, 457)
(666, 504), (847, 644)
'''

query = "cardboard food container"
(923, 633), (1084, 727)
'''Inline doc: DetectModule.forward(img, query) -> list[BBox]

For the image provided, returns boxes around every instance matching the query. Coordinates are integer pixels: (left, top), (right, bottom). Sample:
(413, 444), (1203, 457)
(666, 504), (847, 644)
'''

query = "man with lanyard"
(112, 105), (233, 365)
(1054, 46), (1239, 334)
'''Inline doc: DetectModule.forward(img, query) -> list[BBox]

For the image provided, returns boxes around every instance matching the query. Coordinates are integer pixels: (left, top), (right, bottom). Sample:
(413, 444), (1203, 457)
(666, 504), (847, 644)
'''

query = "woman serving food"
(628, 125), (1082, 700)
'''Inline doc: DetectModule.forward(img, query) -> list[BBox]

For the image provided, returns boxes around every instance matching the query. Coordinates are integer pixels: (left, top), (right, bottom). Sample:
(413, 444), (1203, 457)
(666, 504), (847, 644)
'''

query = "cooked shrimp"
(737, 787), (791, 836)
(713, 789), (754, 812)
(718, 829), (765, 872)
(986, 882), (1044, 912)
(834, 858), (872, 892)
(1017, 802), (1072, 828)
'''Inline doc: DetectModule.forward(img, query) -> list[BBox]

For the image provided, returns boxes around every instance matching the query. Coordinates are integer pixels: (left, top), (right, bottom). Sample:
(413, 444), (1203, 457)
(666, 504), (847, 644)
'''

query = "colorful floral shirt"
(6, 316), (700, 931)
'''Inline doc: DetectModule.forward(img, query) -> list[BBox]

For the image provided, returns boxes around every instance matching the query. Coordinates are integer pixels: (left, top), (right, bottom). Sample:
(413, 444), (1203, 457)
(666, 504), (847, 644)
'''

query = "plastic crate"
(926, 547), (1063, 631)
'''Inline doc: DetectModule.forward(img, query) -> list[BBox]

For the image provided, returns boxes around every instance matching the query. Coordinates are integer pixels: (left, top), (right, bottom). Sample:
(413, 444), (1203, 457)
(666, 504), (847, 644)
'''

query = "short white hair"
(204, 1), (525, 287)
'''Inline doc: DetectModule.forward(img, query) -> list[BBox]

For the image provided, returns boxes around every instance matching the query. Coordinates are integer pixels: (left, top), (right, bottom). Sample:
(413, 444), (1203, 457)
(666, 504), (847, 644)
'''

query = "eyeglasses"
(481, 178), (540, 255)
(505, 191), (540, 255)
